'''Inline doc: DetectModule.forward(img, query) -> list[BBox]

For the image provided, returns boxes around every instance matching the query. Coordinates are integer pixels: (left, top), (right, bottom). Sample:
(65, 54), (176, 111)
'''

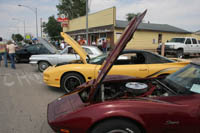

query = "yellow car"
(43, 32), (190, 92)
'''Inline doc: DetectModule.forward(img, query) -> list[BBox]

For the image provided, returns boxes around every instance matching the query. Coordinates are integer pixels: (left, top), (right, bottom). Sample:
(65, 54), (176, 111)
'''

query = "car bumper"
(29, 60), (38, 66)
(43, 66), (60, 88)
(47, 93), (87, 133)
(157, 48), (177, 55)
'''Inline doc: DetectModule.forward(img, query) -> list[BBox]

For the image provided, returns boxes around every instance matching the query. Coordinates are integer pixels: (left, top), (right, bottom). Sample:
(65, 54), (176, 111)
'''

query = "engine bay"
(80, 78), (177, 102)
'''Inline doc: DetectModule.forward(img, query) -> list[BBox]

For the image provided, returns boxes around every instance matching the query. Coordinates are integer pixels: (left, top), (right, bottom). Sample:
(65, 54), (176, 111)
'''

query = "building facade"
(63, 7), (200, 51)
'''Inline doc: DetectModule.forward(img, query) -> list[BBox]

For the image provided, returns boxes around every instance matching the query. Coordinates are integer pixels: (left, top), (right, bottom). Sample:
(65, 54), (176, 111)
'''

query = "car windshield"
(60, 47), (69, 54)
(169, 38), (185, 43)
(88, 54), (108, 64)
(163, 63), (200, 94)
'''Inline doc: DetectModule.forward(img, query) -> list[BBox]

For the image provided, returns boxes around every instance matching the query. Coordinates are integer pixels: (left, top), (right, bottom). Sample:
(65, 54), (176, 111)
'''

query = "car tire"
(176, 49), (183, 58)
(61, 73), (85, 93)
(38, 61), (50, 72)
(15, 55), (20, 63)
(91, 119), (142, 133)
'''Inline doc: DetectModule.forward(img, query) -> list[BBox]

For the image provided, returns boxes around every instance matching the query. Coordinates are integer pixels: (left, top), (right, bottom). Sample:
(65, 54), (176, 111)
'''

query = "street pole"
(40, 18), (43, 38)
(23, 20), (26, 39)
(18, 4), (38, 38)
(86, 0), (89, 45)
(35, 8), (38, 38)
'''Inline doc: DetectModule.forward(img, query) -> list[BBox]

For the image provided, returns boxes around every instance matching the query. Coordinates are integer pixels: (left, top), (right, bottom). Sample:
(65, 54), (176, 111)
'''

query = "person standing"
(102, 38), (107, 53)
(60, 40), (65, 50)
(7, 40), (16, 69)
(0, 37), (8, 67)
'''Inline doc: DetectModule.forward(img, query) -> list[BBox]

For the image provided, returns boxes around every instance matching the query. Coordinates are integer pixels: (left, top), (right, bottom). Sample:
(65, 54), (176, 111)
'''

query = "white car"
(29, 45), (102, 72)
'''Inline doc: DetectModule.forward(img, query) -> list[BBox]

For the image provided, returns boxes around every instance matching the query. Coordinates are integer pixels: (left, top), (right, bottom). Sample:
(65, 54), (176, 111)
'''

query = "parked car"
(48, 11), (200, 133)
(157, 37), (200, 58)
(15, 38), (58, 63)
(43, 34), (189, 93)
(29, 45), (102, 72)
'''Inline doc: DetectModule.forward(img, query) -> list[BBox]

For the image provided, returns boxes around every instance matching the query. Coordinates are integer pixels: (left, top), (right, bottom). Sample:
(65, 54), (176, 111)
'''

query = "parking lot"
(0, 63), (64, 133)
(1, 56), (200, 133)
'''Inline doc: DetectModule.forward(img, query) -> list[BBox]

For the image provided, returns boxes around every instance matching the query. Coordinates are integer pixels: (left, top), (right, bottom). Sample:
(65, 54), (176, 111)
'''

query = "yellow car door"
(109, 64), (149, 78)
(93, 63), (149, 78)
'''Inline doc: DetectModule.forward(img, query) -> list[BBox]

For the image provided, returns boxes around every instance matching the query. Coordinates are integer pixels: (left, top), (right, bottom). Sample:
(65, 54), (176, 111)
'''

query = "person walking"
(7, 40), (16, 69)
(0, 37), (8, 67)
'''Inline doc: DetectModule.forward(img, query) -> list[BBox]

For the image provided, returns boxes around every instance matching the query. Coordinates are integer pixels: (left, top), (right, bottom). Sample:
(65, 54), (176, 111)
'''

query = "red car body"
(47, 10), (200, 133)
(48, 74), (200, 133)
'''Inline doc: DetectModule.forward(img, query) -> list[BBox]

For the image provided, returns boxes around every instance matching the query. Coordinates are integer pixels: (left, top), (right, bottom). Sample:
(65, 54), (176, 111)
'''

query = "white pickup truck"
(157, 37), (200, 58)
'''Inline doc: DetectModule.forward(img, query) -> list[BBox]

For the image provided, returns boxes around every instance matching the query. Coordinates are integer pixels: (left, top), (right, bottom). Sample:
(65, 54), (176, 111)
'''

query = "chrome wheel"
(91, 119), (141, 133)
(107, 128), (134, 133)
(38, 61), (49, 72)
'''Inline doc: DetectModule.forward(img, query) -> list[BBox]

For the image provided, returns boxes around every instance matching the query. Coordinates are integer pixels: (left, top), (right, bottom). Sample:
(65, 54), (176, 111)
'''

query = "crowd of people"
(0, 37), (17, 69)
(53, 36), (111, 53)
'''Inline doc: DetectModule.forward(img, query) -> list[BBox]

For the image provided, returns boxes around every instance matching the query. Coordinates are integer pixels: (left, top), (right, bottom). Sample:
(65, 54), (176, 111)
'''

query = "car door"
(17, 45), (37, 62)
(94, 52), (149, 78)
(192, 38), (199, 53)
(184, 38), (192, 54)
(58, 47), (80, 64)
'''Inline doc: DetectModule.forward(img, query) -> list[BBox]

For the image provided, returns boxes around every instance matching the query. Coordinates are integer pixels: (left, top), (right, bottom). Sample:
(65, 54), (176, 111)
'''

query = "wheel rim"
(39, 62), (48, 71)
(107, 129), (134, 133)
(63, 76), (82, 93)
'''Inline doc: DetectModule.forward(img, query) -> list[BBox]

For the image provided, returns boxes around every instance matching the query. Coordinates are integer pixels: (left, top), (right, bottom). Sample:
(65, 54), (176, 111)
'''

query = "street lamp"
(18, 4), (38, 38)
(86, 0), (89, 45)
(12, 18), (26, 39)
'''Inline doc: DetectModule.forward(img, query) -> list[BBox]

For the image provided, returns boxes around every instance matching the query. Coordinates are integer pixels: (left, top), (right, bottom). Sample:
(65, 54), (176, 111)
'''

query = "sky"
(0, 0), (200, 40)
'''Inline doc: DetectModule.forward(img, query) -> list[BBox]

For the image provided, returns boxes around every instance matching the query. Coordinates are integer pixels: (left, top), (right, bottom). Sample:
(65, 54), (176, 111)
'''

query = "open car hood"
(37, 38), (58, 53)
(89, 10), (147, 101)
(61, 32), (88, 64)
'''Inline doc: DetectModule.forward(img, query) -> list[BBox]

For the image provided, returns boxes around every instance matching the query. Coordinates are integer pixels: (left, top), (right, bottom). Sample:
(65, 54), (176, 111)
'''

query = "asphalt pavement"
(0, 63), (65, 133)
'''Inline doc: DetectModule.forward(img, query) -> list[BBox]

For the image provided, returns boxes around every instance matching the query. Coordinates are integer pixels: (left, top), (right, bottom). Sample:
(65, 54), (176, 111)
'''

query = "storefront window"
(100, 33), (107, 38)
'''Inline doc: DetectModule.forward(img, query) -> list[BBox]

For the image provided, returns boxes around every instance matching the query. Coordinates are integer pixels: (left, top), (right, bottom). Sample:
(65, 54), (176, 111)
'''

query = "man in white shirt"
(60, 41), (66, 50)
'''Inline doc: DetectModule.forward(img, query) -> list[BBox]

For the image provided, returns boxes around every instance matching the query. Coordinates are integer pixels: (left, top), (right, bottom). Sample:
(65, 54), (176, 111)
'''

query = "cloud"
(1, 0), (200, 39)
(90, 0), (200, 32)
(0, 0), (59, 39)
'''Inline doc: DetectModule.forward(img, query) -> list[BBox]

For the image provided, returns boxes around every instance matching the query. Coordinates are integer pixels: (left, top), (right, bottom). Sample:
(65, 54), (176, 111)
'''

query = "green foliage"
(56, 0), (86, 19)
(43, 15), (62, 40)
(126, 13), (141, 21)
(11, 34), (24, 42)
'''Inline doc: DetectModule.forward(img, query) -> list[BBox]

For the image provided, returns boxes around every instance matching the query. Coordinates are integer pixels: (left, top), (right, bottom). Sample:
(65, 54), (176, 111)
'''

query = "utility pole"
(86, 0), (89, 45)
(40, 18), (43, 38)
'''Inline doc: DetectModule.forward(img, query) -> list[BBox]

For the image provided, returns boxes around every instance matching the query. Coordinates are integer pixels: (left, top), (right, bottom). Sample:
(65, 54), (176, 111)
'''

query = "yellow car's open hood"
(61, 32), (88, 64)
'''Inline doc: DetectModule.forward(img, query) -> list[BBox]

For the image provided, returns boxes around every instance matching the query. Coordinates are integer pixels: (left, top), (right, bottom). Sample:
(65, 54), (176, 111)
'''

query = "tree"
(43, 15), (62, 40)
(126, 13), (141, 21)
(56, 0), (86, 19)
(11, 34), (24, 42)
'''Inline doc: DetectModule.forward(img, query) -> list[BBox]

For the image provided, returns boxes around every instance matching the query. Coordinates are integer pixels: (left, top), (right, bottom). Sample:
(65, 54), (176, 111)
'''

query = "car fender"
(80, 101), (148, 131)
(89, 109), (146, 130)
(58, 64), (98, 82)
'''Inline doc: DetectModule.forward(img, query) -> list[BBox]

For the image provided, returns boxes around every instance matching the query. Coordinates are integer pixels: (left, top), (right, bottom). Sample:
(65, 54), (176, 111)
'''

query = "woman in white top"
(7, 40), (16, 69)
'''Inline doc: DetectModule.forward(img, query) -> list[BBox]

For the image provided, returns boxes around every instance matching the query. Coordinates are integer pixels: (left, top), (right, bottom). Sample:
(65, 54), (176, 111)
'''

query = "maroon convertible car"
(47, 10), (200, 133)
